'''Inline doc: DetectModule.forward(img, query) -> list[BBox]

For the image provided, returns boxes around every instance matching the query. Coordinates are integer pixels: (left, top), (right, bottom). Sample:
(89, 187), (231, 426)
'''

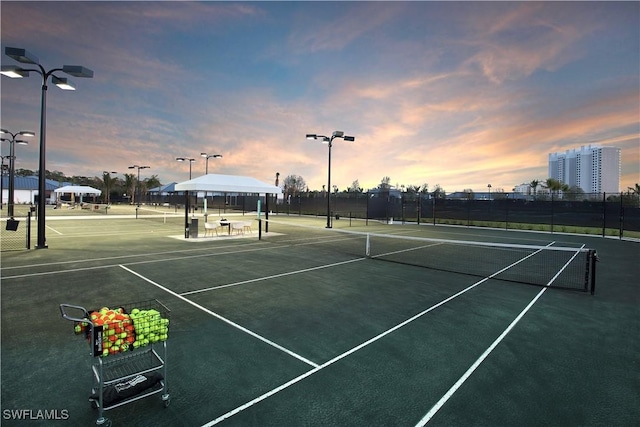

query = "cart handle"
(59, 304), (90, 323)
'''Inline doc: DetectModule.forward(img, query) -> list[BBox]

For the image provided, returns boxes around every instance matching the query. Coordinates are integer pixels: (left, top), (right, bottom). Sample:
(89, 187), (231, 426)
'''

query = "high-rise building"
(548, 145), (621, 193)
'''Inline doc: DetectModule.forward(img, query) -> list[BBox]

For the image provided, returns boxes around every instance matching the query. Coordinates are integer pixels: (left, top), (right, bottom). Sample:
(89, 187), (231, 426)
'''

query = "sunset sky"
(1, 1), (638, 193)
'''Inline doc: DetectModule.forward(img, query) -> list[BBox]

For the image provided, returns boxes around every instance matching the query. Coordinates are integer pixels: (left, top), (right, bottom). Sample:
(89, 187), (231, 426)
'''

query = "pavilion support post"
(184, 191), (189, 238)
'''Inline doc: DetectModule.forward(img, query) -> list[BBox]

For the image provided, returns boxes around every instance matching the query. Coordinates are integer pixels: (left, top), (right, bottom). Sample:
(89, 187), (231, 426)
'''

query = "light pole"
(1, 47), (93, 248)
(0, 129), (34, 217)
(488, 184), (492, 201)
(176, 157), (195, 179)
(306, 131), (355, 228)
(0, 155), (10, 210)
(200, 152), (222, 174)
(128, 165), (150, 218)
(176, 158), (196, 235)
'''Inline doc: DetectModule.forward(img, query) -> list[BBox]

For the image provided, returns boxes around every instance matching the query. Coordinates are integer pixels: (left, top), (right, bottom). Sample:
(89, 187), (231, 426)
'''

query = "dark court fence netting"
(272, 192), (640, 239)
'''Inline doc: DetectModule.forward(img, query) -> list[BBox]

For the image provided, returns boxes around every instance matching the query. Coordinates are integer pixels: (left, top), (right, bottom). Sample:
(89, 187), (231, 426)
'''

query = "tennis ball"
(137, 334), (145, 341)
(74, 324), (82, 334)
(131, 308), (140, 316)
(102, 349), (109, 357)
(132, 341), (140, 349)
(120, 332), (127, 339)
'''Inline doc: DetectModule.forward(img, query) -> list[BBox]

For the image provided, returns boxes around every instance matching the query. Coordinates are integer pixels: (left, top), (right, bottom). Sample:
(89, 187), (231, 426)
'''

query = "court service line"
(118, 265), (319, 369)
(414, 244), (585, 426)
(201, 242), (557, 426)
(180, 257), (367, 296)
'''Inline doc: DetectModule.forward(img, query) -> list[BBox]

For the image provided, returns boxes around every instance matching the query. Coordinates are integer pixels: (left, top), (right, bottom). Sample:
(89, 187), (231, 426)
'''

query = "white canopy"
(175, 174), (281, 194)
(54, 185), (102, 195)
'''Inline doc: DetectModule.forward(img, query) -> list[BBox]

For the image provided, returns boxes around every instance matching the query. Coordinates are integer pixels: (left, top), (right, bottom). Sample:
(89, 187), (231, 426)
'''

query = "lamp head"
(4, 47), (39, 65)
(306, 134), (317, 140)
(19, 131), (35, 137)
(52, 76), (75, 90)
(343, 135), (355, 142)
(0, 65), (30, 78)
(15, 140), (29, 145)
(62, 65), (94, 78)
(332, 131), (344, 138)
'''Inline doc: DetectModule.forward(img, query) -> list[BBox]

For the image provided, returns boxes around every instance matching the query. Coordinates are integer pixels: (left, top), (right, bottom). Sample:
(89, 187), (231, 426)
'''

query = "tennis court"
(1, 212), (638, 426)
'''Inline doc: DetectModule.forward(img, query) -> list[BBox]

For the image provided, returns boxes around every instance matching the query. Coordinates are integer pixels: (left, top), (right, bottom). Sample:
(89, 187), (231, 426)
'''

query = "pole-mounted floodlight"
(200, 152), (222, 174)
(1, 47), (93, 248)
(0, 129), (34, 217)
(306, 130), (355, 228)
(176, 157), (196, 179)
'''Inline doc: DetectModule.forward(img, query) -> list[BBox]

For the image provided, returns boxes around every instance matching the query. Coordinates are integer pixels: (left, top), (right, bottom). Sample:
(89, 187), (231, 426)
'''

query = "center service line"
(202, 243), (559, 426)
(414, 244), (584, 425)
(118, 265), (319, 369)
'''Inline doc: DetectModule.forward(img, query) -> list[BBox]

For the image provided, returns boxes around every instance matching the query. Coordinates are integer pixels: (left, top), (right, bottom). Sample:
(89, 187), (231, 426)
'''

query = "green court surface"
(1, 213), (638, 426)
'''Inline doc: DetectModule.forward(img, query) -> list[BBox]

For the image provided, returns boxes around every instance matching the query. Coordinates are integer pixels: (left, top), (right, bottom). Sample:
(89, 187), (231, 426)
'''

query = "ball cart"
(60, 299), (171, 426)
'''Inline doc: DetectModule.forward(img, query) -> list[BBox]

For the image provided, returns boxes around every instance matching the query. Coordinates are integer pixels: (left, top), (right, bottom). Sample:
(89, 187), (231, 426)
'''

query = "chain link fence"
(0, 211), (32, 251)
(274, 192), (640, 238)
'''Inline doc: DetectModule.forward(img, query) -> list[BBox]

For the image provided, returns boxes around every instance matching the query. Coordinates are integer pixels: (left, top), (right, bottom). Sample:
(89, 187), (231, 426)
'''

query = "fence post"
(550, 193), (554, 233)
(433, 197), (436, 226)
(26, 211), (32, 250)
(602, 192), (607, 237)
(619, 192), (624, 239)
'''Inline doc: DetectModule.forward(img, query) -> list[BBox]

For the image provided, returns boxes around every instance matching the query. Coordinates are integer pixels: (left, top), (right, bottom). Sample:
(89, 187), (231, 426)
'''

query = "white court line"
(46, 224), (63, 235)
(118, 265), (319, 369)
(180, 257), (367, 296)
(414, 244), (585, 426)
(200, 244), (556, 426)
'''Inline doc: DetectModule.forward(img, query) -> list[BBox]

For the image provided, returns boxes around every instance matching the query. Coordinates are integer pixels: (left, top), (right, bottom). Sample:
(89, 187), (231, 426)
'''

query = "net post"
(258, 218), (262, 240)
(365, 233), (370, 257)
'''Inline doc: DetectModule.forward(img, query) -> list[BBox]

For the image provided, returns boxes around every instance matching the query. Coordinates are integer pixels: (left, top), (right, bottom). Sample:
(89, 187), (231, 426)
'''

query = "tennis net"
(260, 219), (597, 294)
(363, 232), (597, 293)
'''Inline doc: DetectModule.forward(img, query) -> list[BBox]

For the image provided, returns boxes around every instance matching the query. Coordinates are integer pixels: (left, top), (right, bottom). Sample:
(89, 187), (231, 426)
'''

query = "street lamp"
(1, 47), (93, 248)
(200, 152), (222, 174)
(176, 157), (195, 179)
(488, 184), (492, 201)
(1, 155), (11, 210)
(176, 157), (196, 239)
(128, 165), (150, 218)
(306, 131), (355, 228)
(0, 129), (34, 217)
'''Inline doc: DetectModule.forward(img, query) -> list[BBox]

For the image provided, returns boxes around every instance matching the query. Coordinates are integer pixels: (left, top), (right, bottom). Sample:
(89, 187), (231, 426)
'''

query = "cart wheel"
(162, 393), (171, 408)
(96, 417), (111, 426)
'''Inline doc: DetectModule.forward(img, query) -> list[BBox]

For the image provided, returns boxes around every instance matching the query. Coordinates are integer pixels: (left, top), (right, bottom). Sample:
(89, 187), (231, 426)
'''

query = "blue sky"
(1, 1), (638, 193)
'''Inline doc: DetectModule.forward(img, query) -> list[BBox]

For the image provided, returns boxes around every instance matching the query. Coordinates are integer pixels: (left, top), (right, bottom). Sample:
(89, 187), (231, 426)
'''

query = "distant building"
(548, 145), (621, 193)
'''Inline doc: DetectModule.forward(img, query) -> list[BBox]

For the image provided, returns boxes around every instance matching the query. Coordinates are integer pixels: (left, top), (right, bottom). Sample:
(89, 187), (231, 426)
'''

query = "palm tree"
(545, 178), (569, 197)
(124, 173), (136, 204)
(101, 172), (118, 204)
(530, 179), (540, 198)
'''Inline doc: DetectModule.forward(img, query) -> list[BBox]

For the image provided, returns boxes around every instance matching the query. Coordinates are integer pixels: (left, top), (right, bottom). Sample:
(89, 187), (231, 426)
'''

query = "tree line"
(13, 168), (160, 204)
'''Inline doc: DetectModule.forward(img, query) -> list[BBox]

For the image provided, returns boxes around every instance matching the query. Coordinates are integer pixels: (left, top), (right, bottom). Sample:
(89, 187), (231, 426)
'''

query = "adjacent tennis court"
(1, 212), (638, 426)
